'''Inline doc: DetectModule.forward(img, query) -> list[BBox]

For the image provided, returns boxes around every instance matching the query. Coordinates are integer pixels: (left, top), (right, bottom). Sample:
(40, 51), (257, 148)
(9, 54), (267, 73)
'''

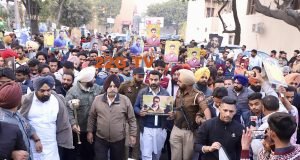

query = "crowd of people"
(0, 30), (299, 160)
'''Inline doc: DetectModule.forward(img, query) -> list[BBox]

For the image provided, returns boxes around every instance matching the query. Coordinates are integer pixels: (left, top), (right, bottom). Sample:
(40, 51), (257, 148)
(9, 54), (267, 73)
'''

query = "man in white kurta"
(28, 93), (60, 160)
(20, 75), (74, 160)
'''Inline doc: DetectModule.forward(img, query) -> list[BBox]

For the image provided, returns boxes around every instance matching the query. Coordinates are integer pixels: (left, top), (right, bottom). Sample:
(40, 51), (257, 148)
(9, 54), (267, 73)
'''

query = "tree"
(97, 0), (122, 26)
(147, 0), (188, 27)
(217, 0), (241, 45)
(254, 0), (300, 31)
(59, 0), (93, 27)
(21, 0), (42, 34)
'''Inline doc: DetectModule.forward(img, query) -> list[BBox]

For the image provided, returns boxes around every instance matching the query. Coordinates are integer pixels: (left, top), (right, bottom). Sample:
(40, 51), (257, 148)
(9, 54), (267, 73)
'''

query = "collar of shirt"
(262, 112), (276, 124)
(213, 103), (220, 116)
(107, 94), (117, 106)
(0, 108), (15, 117)
(274, 145), (295, 155)
(148, 87), (161, 96)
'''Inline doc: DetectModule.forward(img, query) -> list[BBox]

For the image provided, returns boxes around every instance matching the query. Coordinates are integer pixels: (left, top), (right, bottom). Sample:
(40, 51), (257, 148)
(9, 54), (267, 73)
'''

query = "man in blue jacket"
(134, 70), (170, 160)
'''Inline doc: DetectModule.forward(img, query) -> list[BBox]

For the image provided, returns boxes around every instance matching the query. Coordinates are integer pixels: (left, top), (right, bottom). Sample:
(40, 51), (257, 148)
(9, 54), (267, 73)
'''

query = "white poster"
(145, 17), (164, 27)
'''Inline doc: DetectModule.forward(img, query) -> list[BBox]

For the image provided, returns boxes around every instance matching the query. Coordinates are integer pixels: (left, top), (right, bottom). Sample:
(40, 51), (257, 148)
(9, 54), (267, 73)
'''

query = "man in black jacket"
(194, 96), (244, 160)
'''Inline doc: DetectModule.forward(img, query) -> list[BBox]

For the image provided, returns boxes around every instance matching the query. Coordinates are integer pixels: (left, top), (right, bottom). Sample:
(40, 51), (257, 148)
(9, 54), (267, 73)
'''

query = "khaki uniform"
(119, 80), (147, 160)
(170, 88), (208, 160)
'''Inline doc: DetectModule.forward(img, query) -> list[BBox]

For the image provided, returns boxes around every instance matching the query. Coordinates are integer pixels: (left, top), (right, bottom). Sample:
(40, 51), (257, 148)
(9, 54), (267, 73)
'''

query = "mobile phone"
(252, 130), (265, 139)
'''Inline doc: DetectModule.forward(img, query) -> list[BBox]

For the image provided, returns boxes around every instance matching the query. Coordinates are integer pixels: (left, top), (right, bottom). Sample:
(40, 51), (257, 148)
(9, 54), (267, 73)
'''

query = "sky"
(135, 0), (169, 15)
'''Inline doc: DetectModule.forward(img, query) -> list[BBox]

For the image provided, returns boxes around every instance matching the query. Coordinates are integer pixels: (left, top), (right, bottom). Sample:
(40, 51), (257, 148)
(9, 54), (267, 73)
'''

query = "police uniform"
(170, 87), (208, 160)
(119, 79), (147, 160)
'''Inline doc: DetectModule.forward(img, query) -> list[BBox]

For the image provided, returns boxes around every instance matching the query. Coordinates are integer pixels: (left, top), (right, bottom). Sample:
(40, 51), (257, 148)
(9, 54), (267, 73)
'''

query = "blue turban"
(54, 39), (64, 47)
(233, 74), (248, 86)
(33, 75), (55, 91)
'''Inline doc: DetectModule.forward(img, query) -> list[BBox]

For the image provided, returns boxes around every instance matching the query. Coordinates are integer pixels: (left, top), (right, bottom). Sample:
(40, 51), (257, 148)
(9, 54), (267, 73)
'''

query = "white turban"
(76, 67), (96, 83)
(179, 69), (196, 86)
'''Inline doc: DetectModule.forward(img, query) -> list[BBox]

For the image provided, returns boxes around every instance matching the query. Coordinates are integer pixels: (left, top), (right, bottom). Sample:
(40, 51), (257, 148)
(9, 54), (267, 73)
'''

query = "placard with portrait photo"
(142, 95), (174, 115)
(187, 48), (201, 68)
(146, 24), (160, 47)
(4, 57), (15, 73)
(207, 34), (223, 55)
(164, 41), (180, 63)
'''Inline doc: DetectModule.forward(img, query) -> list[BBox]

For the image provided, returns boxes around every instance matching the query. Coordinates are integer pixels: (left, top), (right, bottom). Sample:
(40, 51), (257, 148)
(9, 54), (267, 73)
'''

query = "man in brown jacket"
(87, 74), (137, 160)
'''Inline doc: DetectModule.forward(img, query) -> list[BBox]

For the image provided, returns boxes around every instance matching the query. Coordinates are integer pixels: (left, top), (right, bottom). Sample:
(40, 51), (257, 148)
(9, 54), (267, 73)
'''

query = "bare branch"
(254, 0), (300, 31)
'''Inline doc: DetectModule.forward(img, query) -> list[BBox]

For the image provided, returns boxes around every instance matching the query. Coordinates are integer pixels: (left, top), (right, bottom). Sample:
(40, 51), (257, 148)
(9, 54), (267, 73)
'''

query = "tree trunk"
(232, 0), (241, 45)
(30, 19), (39, 34)
(218, 0), (241, 45)
(56, 0), (66, 25)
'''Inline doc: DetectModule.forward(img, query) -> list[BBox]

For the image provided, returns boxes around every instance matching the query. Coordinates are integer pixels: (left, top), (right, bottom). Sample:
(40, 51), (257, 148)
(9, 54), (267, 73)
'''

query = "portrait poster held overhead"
(207, 34), (223, 56)
(187, 48), (201, 69)
(164, 41), (180, 63)
(142, 95), (174, 115)
(43, 32), (54, 47)
(4, 57), (15, 73)
(263, 57), (288, 87)
(146, 24), (160, 47)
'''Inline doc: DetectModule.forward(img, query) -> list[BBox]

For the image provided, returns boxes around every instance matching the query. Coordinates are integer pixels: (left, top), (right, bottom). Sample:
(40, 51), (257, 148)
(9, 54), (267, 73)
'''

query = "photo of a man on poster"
(146, 25), (160, 47)
(207, 34), (223, 55)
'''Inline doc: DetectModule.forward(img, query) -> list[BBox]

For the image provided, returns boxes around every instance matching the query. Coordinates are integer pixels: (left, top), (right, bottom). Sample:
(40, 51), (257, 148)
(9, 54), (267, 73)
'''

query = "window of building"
(246, 0), (256, 15)
(228, 35), (234, 45)
(206, 7), (215, 17)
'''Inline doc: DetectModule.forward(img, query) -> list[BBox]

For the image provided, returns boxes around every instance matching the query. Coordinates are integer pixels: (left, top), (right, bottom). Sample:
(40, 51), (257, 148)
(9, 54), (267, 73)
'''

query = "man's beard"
(150, 84), (159, 90)
(124, 72), (131, 77)
(234, 86), (243, 92)
(217, 71), (223, 76)
(251, 85), (261, 92)
(179, 84), (187, 91)
(37, 95), (50, 103)
(63, 83), (72, 90)
(86, 82), (94, 88)
(135, 79), (143, 85)
(196, 82), (207, 92)
(107, 91), (117, 97)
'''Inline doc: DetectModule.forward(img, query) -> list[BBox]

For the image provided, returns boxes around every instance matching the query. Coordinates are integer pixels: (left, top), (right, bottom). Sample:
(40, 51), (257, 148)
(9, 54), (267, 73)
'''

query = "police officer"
(170, 69), (211, 160)
(119, 67), (147, 160)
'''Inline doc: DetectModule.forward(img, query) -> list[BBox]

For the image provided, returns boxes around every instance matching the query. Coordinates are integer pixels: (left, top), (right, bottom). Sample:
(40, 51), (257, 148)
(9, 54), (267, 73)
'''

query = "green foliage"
(59, 0), (93, 27)
(97, 0), (122, 25)
(147, 0), (188, 26)
(39, 0), (55, 22)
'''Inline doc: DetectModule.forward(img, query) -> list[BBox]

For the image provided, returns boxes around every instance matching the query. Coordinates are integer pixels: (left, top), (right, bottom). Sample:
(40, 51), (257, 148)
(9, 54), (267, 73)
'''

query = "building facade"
(185, 0), (300, 57)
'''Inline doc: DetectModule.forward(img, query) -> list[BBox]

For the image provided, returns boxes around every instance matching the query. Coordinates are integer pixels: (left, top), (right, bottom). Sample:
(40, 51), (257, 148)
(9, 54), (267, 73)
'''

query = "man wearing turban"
(169, 69), (211, 160)
(20, 76), (73, 160)
(194, 67), (213, 97)
(65, 66), (102, 160)
(0, 82), (42, 160)
(227, 74), (254, 119)
(87, 74), (137, 160)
